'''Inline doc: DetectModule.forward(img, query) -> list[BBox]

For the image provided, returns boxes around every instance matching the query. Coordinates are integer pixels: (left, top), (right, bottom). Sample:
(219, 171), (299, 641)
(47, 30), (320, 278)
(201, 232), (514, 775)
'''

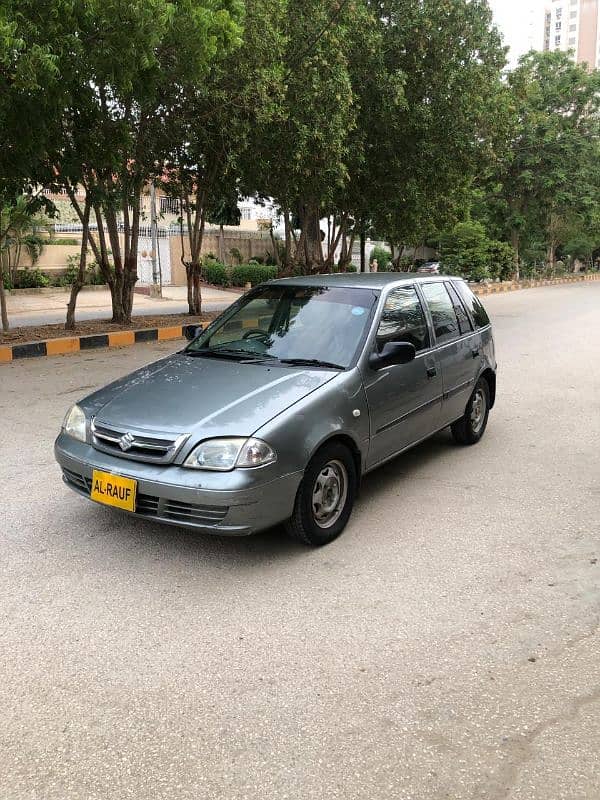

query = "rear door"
(363, 285), (443, 468)
(418, 281), (479, 425)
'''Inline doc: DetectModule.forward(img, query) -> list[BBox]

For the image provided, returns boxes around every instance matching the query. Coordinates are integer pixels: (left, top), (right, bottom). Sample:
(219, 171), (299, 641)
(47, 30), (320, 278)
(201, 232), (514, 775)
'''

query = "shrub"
(487, 241), (515, 282)
(369, 245), (392, 271)
(230, 264), (278, 287)
(202, 259), (230, 287)
(440, 221), (516, 282)
(398, 255), (415, 272)
(88, 267), (106, 285)
(229, 247), (243, 265)
(12, 267), (50, 289)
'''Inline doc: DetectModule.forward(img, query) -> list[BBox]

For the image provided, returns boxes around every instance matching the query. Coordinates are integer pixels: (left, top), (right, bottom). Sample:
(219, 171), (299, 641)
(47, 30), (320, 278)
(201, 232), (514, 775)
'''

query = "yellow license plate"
(91, 470), (137, 512)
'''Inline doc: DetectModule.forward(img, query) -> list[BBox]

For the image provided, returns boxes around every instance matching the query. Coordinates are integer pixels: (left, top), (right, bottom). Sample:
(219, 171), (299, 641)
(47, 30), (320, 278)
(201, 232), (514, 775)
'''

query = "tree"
(488, 51), (600, 276)
(2, 0), (244, 325)
(164, 0), (285, 313)
(364, 0), (507, 252)
(248, 0), (361, 272)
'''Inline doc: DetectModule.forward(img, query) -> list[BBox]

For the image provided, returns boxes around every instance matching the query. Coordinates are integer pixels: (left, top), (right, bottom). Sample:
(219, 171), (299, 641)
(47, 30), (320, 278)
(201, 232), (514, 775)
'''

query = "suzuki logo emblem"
(119, 432), (135, 452)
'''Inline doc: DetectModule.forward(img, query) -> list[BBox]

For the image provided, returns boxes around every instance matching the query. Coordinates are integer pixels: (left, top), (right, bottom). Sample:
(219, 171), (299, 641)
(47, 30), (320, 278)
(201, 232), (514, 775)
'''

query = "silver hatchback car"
(55, 273), (496, 546)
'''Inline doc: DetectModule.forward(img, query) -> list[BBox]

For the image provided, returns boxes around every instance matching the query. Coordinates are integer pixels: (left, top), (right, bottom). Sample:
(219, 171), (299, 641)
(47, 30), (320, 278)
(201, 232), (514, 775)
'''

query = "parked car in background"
(417, 261), (441, 275)
(55, 273), (496, 546)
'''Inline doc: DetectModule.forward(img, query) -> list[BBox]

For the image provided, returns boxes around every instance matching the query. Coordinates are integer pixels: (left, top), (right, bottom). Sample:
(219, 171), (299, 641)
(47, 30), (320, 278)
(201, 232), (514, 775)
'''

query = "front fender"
(253, 370), (370, 477)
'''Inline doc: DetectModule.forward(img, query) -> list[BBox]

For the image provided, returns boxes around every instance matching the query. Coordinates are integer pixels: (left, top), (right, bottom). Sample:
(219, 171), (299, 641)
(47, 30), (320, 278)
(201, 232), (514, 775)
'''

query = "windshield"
(186, 285), (378, 368)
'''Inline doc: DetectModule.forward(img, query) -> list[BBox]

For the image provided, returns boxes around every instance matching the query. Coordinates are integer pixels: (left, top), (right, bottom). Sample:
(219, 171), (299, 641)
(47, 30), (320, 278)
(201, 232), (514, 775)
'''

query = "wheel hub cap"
(311, 460), (348, 529)
(471, 389), (486, 433)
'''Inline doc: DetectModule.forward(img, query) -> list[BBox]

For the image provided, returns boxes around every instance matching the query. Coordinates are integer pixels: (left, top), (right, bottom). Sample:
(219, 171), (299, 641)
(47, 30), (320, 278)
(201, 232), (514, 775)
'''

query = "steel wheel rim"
(311, 460), (348, 529)
(471, 388), (486, 434)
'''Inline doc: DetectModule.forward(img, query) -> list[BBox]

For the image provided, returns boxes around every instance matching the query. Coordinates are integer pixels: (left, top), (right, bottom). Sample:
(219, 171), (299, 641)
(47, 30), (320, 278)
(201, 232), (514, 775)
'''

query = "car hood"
(81, 353), (337, 439)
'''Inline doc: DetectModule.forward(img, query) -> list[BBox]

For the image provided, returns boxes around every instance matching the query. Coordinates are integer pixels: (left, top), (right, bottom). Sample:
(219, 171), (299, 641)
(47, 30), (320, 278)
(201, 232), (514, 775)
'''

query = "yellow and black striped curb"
(472, 273), (600, 296)
(0, 324), (200, 364)
(0, 316), (266, 364)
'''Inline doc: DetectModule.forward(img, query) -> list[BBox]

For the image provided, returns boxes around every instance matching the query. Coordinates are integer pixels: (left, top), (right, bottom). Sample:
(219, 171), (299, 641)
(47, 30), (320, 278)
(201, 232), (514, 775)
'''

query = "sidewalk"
(5, 285), (239, 327)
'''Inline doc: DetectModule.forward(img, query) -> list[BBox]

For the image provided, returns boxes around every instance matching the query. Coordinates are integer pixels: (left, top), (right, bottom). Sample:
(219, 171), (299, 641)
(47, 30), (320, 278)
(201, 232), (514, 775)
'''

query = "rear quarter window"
(452, 281), (490, 328)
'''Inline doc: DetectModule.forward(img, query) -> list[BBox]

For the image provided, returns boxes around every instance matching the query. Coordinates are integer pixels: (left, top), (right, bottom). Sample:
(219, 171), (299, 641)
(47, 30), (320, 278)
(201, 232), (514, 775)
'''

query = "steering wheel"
(242, 329), (270, 343)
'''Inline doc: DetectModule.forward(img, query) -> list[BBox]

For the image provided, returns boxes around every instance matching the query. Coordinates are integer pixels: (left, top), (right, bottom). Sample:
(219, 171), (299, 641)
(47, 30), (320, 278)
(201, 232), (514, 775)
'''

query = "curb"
(0, 324), (198, 364)
(7, 284), (109, 296)
(472, 273), (600, 296)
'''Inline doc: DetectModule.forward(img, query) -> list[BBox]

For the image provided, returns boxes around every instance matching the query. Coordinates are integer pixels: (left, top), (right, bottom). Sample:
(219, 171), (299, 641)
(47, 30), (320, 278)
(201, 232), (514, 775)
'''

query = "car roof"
(268, 272), (461, 290)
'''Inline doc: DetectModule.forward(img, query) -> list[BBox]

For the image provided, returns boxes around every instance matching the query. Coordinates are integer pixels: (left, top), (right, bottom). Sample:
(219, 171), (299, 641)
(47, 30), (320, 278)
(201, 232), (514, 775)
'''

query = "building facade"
(543, 0), (600, 68)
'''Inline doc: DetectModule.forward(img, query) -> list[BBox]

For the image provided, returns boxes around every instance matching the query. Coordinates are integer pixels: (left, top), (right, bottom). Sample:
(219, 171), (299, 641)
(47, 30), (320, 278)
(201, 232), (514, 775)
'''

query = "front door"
(363, 286), (443, 469)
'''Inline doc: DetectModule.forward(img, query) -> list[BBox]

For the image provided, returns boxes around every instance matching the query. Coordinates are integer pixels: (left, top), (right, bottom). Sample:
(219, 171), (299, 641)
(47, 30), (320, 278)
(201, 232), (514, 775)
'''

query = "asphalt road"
(1, 283), (599, 800)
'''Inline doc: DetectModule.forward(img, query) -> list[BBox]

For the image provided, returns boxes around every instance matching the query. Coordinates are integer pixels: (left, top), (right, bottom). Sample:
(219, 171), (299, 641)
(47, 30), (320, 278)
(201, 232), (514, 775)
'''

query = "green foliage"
(562, 235), (595, 263)
(440, 221), (514, 282)
(486, 241), (515, 282)
(201, 260), (278, 287)
(229, 247), (243, 265)
(369, 246), (392, 271)
(202, 260), (230, 287)
(230, 264), (277, 286)
(485, 51), (600, 270)
(10, 267), (50, 289)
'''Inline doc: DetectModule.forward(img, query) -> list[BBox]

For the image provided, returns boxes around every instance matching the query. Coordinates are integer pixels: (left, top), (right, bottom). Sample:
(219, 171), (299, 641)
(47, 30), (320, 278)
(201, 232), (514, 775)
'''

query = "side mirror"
(184, 324), (203, 341)
(369, 341), (416, 370)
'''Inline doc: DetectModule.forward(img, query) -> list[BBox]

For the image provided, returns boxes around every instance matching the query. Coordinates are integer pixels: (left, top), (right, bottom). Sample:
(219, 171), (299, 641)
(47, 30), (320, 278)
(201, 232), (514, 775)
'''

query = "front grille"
(162, 499), (229, 525)
(62, 468), (229, 527)
(91, 419), (189, 464)
(63, 467), (91, 493)
(135, 494), (160, 516)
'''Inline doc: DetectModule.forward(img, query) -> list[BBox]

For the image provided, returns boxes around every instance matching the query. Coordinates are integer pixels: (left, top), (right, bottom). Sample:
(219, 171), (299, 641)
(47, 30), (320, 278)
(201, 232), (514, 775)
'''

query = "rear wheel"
(285, 442), (357, 546)
(451, 377), (490, 445)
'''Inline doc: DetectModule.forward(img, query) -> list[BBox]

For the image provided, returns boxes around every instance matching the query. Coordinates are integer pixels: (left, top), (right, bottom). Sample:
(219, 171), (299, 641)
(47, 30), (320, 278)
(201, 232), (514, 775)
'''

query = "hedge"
(202, 261), (278, 288)
(230, 264), (278, 286)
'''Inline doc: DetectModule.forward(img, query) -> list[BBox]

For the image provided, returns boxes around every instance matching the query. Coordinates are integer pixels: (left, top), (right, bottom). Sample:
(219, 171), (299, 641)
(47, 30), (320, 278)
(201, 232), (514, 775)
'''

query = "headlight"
(62, 404), (87, 442)
(183, 437), (276, 471)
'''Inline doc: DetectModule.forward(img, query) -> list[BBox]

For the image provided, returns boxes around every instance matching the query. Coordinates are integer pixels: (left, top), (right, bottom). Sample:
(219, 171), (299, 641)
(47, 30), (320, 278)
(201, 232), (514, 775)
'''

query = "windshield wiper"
(185, 348), (274, 363)
(185, 349), (251, 361)
(278, 358), (345, 370)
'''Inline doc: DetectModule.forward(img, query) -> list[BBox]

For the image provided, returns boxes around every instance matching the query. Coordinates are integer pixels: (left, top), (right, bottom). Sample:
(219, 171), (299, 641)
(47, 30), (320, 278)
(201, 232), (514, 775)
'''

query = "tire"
(285, 442), (357, 546)
(451, 376), (491, 445)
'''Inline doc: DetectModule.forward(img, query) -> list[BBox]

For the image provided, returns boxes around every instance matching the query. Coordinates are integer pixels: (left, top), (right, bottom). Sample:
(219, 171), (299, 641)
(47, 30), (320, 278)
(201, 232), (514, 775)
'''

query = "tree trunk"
(546, 241), (556, 275)
(0, 268), (9, 332)
(218, 224), (225, 263)
(269, 225), (281, 267)
(510, 228), (520, 281)
(304, 201), (323, 272)
(65, 198), (91, 331)
(360, 230), (366, 273)
(283, 211), (293, 268)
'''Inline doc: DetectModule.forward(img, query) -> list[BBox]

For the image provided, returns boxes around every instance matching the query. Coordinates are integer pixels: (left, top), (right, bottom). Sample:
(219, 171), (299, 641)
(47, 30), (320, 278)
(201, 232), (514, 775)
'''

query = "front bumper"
(54, 433), (303, 536)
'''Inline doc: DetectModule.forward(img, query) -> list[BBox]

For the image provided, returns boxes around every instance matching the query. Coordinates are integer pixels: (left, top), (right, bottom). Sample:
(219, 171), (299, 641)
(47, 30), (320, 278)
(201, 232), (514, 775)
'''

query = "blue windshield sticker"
(351, 307), (366, 316)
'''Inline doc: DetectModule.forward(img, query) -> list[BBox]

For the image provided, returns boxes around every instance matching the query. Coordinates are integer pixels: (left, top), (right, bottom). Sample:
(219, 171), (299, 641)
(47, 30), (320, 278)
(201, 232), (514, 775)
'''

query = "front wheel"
(285, 442), (357, 546)
(451, 377), (490, 445)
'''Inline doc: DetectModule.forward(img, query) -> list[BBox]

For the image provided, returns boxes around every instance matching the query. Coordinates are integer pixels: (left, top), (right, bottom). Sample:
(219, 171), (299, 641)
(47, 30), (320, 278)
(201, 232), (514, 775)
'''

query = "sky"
(488, 0), (547, 66)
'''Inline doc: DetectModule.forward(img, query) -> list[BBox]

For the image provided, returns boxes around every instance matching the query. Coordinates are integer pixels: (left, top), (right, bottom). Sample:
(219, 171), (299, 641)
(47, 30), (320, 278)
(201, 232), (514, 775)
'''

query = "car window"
(188, 285), (378, 368)
(376, 287), (430, 352)
(420, 282), (461, 345)
(446, 282), (473, 335)
(452, 280), (491, 328)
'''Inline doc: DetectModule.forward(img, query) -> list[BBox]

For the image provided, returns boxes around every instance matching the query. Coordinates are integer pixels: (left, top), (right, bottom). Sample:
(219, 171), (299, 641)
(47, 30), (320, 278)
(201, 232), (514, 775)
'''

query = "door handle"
(426, 366), (437, 378)
(471, 347), (480, 359)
